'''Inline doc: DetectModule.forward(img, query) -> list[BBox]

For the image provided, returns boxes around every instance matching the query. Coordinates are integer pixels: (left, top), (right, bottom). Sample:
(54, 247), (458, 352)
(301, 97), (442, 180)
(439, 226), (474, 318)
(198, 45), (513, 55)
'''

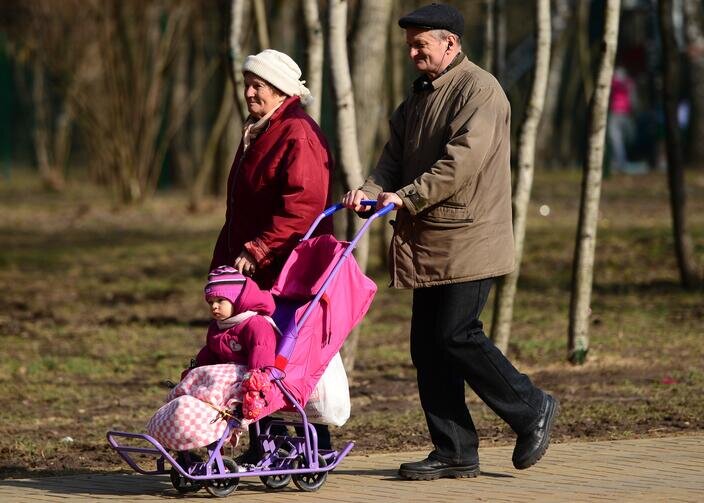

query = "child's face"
(209, 297), (234, 321)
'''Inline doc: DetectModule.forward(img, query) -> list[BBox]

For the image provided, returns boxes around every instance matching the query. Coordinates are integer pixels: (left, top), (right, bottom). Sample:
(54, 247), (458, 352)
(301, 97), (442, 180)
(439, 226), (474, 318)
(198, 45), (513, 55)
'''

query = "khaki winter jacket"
(360, 55), (515, 288)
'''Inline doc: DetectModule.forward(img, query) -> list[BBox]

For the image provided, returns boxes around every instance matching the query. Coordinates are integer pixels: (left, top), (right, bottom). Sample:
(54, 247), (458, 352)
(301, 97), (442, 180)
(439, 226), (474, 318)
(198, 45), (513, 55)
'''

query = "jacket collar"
(412, 52), (467, 93)
(242, 95), (301, 149)
(268, 95), (301, 123)
(244, 95), (301, 126)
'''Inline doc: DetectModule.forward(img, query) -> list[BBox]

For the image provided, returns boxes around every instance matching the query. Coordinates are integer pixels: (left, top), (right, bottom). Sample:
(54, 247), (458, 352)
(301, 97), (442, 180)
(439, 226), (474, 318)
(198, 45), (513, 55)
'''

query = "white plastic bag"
(280, 352), (351, 426)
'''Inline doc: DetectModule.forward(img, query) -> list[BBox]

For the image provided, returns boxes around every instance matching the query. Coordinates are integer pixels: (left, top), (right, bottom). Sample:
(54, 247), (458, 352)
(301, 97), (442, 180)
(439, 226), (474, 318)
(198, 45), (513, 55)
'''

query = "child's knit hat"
(204, 266), (246, 304)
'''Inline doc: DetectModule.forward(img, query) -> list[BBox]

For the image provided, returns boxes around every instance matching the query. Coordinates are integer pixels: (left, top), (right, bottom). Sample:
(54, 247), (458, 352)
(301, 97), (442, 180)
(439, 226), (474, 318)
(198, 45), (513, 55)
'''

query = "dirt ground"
(0, 170), (703, 478)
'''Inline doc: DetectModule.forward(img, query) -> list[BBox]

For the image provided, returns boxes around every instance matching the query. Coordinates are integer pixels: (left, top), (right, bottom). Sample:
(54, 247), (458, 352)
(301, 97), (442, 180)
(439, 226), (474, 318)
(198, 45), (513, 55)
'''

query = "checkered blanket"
(146, 364), (247, 451)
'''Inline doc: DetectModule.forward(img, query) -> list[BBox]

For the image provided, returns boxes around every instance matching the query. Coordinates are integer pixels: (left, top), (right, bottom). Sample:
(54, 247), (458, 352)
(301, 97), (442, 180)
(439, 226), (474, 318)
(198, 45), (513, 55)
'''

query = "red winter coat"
(193, 278), (278, 371)
(210, 96), (334, 289)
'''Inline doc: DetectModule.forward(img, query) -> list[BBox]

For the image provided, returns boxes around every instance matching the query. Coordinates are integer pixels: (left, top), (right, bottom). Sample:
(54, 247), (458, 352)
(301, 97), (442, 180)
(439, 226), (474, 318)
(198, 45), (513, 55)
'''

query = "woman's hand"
(234, 250), (257, 277)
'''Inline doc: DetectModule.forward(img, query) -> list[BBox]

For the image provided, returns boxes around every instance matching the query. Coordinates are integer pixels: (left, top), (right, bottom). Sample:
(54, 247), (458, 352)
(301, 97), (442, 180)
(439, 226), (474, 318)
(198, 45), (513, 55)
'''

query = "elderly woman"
(209, 49), (334, 460)
(210, 49), (333, 289)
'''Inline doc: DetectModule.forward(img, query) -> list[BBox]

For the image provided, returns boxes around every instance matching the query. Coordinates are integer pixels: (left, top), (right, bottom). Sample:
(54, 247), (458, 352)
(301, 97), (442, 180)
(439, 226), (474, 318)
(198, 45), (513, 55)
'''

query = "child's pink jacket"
(194, 278), (278, 371)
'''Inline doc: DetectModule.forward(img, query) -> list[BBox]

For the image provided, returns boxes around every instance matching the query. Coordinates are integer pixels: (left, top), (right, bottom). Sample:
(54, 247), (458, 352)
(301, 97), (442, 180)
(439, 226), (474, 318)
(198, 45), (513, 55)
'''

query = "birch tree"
(328, 0), (367, 373)
(567, 0), (621, 364)
(490, 0), (551, 354)
(352, 0), (394, 171)
(303, 0), (324, 123)
(659, 0), (702, 288)
(253, 0), (270, 50)
(536, 0), (573, 165)
(328, 0), (365, 234)
(229, 0), (248, 121)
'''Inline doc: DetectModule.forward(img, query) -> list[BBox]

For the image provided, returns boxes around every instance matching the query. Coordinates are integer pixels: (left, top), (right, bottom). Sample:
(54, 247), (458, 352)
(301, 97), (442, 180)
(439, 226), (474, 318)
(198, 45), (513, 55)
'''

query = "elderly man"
(343, 3), (558, 481)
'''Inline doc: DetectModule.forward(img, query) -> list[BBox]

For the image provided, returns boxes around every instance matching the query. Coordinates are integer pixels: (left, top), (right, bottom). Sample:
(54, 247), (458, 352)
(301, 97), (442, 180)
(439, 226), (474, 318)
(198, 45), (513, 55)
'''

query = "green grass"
(0, 168), (703, 477)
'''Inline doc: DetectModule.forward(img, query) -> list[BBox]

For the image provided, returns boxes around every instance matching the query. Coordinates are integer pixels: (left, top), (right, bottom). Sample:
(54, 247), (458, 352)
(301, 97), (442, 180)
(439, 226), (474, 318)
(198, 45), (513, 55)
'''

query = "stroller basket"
(107, 201), (393, 497)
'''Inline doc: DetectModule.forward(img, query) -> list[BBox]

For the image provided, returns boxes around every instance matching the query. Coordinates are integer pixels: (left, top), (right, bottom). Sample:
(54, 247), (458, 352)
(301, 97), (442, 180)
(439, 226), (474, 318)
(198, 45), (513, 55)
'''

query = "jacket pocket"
(420, 201), (473, 224)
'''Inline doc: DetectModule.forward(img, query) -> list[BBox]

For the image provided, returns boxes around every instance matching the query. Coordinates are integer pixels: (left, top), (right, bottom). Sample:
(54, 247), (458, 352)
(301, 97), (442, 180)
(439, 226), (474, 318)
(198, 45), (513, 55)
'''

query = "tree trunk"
(577, 0), (594, 105)
(303, 0), (324, 124)
(190, 78), (234, 211)
(558, 33), (582, 167)
(52, 93), (74, 185)
(350, 1), (393, 276)
(380, 0), (405, 267)
(253, 0), (270, 50)
(536, 0), (573, 166)
(567, 0), (621, 365)
(490, 0), (551, 355)
(352, 0), (394, 171)
(229, 0), (248, 122)
(683, 0), (704, 164)
(659, 0), (702, 288)
(328, 0), (366, 232)
(170, 33), (194, 185)
(31, 58), (65, 191)
(483, 0), (495, 71)
(190, 14), (207, 174)
(271, 0), (298, 51)
(328, 0), (367, 373)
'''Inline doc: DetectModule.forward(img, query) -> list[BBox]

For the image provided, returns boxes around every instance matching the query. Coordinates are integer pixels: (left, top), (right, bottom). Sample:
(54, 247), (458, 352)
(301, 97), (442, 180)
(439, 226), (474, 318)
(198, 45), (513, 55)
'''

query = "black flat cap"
(398, 3), (464, 38)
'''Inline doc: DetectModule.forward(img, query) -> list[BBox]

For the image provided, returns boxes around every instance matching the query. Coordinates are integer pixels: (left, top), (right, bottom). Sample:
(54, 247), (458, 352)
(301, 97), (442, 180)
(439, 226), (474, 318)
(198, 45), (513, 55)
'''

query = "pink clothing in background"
(610, 72), (634, 115)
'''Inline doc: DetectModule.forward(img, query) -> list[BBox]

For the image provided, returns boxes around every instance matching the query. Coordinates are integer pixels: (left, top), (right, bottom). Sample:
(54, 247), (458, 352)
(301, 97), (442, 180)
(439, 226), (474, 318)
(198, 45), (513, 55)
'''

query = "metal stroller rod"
(293, 201), (394, 338)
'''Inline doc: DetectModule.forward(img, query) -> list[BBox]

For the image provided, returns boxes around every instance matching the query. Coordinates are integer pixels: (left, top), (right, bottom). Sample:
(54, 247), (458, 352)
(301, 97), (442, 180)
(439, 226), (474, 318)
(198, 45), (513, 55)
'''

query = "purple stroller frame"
(107, 201), (393, 495)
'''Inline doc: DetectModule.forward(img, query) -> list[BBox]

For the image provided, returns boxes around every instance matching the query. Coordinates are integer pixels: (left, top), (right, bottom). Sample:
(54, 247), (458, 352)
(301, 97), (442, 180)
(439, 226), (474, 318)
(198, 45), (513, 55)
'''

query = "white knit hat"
(242, 49), (313, 106)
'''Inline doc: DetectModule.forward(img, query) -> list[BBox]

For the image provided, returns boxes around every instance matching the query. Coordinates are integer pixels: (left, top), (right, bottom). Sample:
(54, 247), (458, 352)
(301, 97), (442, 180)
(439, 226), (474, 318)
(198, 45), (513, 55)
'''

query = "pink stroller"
(107, 201), (392, 497)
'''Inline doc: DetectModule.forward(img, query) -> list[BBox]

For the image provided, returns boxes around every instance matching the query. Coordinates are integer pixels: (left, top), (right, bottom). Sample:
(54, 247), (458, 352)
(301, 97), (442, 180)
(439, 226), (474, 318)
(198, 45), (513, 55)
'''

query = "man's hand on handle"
(342, 190), (404, 211)
(376, 192), (403, 209)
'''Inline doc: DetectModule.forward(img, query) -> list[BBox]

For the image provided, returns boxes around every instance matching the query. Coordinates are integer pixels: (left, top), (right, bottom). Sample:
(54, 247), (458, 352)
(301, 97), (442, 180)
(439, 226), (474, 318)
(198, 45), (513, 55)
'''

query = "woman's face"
(243, 72), (286, 119)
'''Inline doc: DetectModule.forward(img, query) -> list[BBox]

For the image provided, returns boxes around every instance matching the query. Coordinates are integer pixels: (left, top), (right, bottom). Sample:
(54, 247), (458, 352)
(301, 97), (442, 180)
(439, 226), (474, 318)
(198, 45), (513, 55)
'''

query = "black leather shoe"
(398, 457), (480, 480)
(512, 394), (559, 470)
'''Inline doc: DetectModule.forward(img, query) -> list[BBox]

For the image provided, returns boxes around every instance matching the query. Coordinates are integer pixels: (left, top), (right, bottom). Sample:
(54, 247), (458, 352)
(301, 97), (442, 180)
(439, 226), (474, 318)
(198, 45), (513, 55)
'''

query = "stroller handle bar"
(269, 200), (394, 365)
(302, 200), (395, 242)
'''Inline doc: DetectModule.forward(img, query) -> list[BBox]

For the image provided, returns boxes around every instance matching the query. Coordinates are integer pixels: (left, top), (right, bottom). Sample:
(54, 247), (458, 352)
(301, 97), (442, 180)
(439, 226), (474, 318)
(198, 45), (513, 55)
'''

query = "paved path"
(1, 435), (703, 502)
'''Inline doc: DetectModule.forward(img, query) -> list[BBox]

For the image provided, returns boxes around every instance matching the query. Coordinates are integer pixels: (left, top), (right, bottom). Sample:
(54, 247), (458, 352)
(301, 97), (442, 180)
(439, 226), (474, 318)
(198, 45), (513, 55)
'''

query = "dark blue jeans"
(410, 279), (545, 465)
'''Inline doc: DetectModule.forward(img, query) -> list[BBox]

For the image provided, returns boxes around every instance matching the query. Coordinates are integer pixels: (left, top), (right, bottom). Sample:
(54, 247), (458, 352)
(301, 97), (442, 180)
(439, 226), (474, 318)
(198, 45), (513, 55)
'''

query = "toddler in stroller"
(183, 266), (280, 382)
(146, 267), (285, 456)
(106, 201), (392, 497)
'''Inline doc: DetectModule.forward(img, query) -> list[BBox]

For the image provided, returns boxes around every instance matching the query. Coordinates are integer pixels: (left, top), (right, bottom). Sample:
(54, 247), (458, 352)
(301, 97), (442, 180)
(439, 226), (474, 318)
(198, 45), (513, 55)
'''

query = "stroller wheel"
(170, 452), (203, 493)
(260, 448), (296, 490)
(205, 457), (240, 497)
(292, 452), (328, 492)
(169, 466), (203, 493)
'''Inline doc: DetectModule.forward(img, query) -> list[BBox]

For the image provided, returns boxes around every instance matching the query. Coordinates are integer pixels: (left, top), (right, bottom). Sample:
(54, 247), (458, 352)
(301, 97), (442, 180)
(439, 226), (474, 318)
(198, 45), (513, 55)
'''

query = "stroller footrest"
(115, 445), (162, 456)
